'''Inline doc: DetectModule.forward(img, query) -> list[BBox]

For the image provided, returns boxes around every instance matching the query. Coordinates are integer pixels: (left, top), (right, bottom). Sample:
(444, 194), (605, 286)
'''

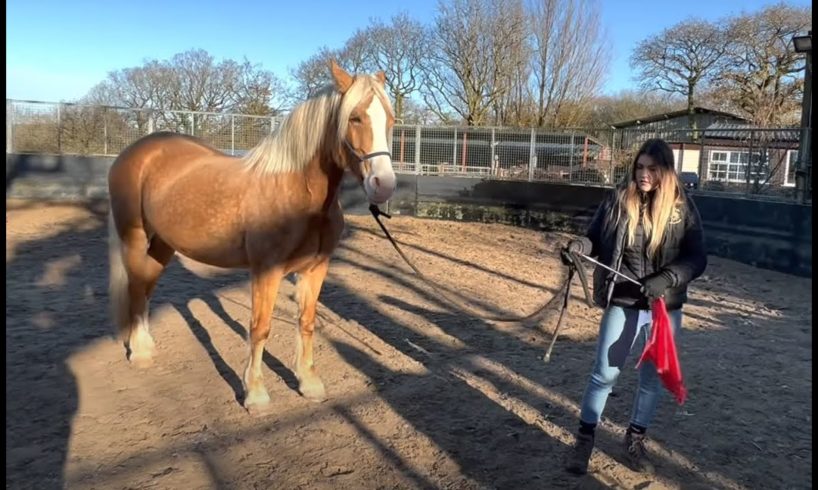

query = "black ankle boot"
(566, 431), (595, 475)
(624, 427), (655, 474)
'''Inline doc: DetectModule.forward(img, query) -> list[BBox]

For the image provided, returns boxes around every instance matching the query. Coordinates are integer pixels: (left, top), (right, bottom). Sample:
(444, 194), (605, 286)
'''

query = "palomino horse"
(107, 61), (396, 411)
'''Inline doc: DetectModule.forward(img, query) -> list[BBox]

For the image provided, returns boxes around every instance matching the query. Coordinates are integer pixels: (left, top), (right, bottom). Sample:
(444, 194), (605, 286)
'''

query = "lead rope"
(368, 204), (593, 329)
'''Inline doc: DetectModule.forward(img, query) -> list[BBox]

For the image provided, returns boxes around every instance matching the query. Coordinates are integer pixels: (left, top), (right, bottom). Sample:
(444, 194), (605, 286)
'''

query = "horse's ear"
(374, 70), (386, 86)
(329, 59), (353, 94)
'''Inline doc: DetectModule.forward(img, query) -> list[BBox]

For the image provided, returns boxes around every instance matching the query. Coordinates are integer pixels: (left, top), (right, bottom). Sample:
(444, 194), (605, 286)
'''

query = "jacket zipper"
(640, 197), (647, 280)
(607, 218), (627, 306)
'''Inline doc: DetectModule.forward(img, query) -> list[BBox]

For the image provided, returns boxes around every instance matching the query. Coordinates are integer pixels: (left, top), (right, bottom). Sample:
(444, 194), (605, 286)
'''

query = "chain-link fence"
(6, 99), (809, 202)
(6, 100), (280, 156)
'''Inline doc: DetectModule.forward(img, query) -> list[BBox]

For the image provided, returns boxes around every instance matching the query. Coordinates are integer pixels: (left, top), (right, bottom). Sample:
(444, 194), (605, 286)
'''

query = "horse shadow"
(153, 261), (300, 402)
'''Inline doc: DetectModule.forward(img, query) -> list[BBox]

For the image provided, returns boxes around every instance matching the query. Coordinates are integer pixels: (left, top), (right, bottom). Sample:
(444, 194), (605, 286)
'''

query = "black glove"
(639, 271), (674, 301)
(560, 239), (584, 266)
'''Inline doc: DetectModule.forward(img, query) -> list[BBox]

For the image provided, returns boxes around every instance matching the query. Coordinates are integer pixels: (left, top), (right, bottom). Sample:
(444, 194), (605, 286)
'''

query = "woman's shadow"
(6, 202), (111, 489)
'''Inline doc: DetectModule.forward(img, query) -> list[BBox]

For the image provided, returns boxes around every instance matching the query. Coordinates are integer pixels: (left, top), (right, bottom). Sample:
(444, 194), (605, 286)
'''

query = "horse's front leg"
(242, 266), (283, 413)
(294, 258), (330, 402)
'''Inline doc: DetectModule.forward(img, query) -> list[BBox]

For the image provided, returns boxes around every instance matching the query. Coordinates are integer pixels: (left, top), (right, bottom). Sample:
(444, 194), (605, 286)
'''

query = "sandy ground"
(5, 200), (812, 490)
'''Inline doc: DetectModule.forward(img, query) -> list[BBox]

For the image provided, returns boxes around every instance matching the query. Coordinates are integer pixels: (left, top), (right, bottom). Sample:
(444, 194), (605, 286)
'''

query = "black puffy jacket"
(574, 189), (707, 311)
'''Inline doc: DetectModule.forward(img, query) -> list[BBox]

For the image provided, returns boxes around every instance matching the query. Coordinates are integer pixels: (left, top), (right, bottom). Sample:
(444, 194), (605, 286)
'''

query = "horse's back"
(110, 132), (230, 198)
(109, 132), (228, 226)
(112, 132), (223, 171)
(108, 132), (256, 267)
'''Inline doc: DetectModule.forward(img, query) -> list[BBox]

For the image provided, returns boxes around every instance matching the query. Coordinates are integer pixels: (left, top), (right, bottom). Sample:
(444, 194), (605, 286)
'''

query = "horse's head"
(330, 60), (397, 205)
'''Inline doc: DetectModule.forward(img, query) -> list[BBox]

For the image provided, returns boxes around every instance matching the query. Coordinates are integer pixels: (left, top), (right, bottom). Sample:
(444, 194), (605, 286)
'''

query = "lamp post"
(793, 30), (812, 203)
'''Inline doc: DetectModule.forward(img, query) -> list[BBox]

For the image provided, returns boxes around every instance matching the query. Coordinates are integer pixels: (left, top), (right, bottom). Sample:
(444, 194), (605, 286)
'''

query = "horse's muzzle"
(363, 155), (396, 204)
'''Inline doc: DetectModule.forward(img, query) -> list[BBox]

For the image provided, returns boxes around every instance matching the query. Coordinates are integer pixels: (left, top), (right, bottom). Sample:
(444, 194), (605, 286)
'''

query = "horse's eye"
(350, 116), (362, 124)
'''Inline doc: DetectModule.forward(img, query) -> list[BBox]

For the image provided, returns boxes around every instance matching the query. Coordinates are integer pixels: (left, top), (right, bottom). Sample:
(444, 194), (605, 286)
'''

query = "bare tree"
(290, 47), (338, 100)
(631, 19), (729, 131)
(83, 61), (172, 133)
(339, 32), (373, 74)
(362, 12), (427, 120)
(400, 98), (443, 124)
(166, 50), (238, 113)
(529, 0), (610, 128)
(85, 60), (174, 110)
(83, 49), (284, 116)
(288, 13), (428, 122)
(289, 44), (371, 102)
(421, 0), (529, 126)
(232, 59), (288, 116)
(716, 3), (811, 125)
(490, 0), (531, 126)
(580, 90), (686, 127)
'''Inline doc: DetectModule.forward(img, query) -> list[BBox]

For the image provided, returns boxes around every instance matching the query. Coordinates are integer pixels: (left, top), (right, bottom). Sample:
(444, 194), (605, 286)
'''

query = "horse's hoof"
(299, 379), (327, 403)
(243, 389), (272, 415)
(245, 403), (273, 416)
(128, 352), (154, 368)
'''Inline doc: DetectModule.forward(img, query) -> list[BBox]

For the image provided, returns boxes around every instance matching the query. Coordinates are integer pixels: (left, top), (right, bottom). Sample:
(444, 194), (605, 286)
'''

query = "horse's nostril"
(374, 176), (380, 188)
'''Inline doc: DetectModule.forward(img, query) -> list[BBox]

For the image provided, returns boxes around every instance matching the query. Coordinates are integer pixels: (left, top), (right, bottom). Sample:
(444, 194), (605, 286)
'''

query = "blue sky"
(6, 0), (811, 103)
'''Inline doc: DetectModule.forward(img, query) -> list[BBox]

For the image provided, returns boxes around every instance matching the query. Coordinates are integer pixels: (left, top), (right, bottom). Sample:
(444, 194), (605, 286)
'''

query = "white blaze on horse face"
(362, 97), (396, 205)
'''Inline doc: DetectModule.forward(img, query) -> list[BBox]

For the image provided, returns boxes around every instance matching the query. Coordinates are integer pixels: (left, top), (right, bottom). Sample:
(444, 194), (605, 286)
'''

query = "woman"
(561, 138), (707, 475)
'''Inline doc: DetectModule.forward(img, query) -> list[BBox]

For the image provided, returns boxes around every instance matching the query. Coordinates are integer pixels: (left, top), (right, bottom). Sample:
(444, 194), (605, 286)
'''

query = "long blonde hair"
(614, 139), (686, 258)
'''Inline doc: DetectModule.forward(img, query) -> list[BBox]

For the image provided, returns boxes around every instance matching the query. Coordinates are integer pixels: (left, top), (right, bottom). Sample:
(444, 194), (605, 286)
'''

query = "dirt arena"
(6, 200), (812, 490)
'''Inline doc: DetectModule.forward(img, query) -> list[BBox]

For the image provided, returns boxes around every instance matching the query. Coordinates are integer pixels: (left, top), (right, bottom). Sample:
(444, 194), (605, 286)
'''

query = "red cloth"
(635, 298), (687, 405)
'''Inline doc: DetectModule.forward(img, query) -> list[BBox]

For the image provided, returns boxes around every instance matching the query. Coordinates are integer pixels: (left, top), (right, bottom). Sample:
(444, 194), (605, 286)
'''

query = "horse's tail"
(108, 209), (130, 340)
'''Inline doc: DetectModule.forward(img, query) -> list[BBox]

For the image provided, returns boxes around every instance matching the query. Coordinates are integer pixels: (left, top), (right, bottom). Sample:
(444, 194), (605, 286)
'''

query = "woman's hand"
(560, 239), (584, 265)
(639, 271), (673, 300)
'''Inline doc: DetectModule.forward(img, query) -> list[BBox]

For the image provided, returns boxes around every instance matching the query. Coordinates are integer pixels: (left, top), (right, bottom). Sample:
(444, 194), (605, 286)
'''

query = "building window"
(707, 150), (770, 183)
(784, 149), (799, 187)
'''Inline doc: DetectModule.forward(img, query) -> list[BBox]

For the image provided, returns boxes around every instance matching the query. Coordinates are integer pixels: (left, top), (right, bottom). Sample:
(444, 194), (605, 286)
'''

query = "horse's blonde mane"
(241, 74), (394, 175)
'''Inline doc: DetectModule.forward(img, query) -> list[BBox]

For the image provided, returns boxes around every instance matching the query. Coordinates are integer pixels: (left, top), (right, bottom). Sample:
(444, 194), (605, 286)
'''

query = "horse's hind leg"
(110, 214), (175, 367)
(243, 266), (284, 413)
(127, 235), (176, 367)
(294, 259), (329, 402)
(144, 236), (176, 297)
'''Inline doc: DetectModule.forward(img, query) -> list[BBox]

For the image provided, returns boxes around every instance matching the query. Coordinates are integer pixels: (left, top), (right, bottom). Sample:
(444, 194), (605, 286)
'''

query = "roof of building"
(702, 122), (801, 142)
(611, 107), (750, 128)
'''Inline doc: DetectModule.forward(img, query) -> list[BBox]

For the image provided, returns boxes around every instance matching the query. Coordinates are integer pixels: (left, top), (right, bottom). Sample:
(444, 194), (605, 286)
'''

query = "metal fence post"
(745, 129), (755, 194)
(452, 127), (457, 169)
(490, 128), (496, 176)
(529, 128), (536, 181)
(569, 130), (575, 178)
(609, 129), (615, 185)
(103, 108), (108, 155)
(6, 100), (13, 154)
(57, 103), (62, 153)
(797, 127), (812, 202)
(698, 131), (707, 187)
(414, 125), (421, 174)
(231, 115), (235, 155)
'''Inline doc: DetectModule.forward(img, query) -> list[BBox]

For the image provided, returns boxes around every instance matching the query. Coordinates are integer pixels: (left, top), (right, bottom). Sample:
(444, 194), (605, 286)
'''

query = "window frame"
(707, 149), (771, 184)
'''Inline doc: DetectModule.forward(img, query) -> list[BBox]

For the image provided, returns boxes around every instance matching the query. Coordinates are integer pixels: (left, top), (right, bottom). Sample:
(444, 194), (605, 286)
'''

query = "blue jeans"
(578, 305), (683, 429)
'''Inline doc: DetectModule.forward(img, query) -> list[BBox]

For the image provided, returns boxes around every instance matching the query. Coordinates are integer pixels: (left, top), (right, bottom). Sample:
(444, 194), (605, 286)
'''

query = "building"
(610, 107), (800, 196)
